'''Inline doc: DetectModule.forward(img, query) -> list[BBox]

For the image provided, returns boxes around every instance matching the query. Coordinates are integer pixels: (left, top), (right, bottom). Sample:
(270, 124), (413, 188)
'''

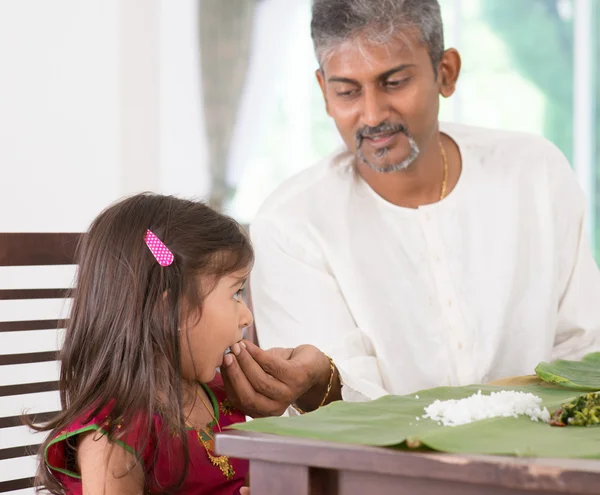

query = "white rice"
(423, 390), (550, 427)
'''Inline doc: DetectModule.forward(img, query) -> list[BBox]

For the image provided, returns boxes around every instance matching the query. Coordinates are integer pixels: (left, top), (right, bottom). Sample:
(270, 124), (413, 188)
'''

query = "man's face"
(317, 32), (447, 173)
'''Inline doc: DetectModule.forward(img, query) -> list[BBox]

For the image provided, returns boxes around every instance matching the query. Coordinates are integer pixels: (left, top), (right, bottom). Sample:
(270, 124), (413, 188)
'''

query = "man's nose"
(361, 87), (391, 128)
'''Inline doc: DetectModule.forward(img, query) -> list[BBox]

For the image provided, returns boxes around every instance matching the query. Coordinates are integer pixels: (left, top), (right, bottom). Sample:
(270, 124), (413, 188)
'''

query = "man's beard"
(355, 122), (420, 173)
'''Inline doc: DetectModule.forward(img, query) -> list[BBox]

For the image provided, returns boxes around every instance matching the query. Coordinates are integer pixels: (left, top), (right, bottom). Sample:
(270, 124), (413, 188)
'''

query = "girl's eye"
(233, 289), (244, 301)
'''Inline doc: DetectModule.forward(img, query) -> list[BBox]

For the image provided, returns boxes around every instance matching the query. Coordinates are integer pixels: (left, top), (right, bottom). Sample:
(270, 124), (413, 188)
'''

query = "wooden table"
(216, 430), (600, 495)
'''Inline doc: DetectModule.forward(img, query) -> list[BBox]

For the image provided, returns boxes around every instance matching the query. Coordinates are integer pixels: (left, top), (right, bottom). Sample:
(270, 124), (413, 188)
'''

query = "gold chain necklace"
(439, 140), (448, 201)
(187, 386), (235, 480)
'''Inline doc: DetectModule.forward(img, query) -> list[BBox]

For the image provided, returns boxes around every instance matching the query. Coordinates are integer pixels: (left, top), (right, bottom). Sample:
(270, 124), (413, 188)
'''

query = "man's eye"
(336, 89), (358, 98)
(385, 78), (410, 88)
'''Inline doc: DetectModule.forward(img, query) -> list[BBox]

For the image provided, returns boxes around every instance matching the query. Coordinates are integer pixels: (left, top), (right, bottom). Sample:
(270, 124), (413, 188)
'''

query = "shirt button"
(457, 342), (463, 350)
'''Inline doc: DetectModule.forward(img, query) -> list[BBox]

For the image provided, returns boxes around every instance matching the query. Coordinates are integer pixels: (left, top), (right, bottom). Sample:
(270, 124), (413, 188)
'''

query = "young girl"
(31, 193), (253, 494)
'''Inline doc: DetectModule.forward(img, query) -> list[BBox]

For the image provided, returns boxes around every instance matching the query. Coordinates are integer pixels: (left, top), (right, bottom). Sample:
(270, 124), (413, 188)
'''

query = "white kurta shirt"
(249, 123), (600, 401)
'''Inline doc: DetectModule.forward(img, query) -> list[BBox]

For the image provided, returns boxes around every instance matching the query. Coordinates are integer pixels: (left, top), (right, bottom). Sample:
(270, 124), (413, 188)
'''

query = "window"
(228, 0), (598, 260)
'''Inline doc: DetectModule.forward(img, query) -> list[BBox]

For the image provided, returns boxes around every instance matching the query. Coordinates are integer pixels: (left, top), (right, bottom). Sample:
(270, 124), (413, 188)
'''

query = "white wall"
(0, 0), (120, 232)
(0, 2), (210, 489)
(0, 0), (210, 234)
(159, 0), (210, 198)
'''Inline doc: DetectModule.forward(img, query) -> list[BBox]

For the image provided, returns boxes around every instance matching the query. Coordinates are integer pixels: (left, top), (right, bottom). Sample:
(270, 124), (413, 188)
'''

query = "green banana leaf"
(230, 384), (600, 458)
(535, 352), (600, 390)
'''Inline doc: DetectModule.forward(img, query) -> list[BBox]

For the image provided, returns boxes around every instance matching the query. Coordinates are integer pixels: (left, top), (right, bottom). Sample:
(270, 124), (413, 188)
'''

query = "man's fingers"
(221, 354), (255, 406)
(233, 343), (291, 401)
(221, 354), (286, 417)
(242, 340), (295, 380)
(261, 346), (294, 361)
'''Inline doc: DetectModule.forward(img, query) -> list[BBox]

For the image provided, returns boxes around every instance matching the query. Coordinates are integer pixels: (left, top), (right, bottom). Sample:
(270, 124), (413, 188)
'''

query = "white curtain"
(199, 0), (257, 210)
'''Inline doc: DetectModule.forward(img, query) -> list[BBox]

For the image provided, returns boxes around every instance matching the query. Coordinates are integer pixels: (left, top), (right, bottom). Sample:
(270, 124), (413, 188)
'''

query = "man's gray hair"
(311, 0), (445, 72)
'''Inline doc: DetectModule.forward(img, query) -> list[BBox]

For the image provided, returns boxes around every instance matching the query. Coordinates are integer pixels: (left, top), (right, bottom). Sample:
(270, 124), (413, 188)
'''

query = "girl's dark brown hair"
(28, 193), (254, 494)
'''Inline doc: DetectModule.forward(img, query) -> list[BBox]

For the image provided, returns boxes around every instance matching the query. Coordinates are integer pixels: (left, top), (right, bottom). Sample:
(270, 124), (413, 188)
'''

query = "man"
(220, 0), (600, 415)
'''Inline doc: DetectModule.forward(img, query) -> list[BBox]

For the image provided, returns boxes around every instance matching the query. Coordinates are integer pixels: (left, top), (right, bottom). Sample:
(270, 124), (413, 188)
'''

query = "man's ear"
(437, 48), (461, 98)
(316, 69), (331, 116)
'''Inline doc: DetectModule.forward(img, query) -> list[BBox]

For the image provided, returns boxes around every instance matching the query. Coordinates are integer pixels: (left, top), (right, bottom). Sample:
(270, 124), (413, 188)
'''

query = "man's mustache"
(355, 122), (409, 148)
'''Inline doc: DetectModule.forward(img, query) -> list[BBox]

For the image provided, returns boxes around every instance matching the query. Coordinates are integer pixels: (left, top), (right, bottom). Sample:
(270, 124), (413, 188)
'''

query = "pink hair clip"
(144, 229), (174, 267)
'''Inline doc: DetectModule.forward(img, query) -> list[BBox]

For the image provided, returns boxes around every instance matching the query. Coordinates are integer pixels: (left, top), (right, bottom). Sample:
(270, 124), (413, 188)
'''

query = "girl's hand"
(240, 488), (250, 495)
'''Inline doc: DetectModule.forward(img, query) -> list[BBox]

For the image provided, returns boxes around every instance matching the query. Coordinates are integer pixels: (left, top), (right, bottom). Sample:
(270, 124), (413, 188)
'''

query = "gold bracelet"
(294, 354), (336, 414)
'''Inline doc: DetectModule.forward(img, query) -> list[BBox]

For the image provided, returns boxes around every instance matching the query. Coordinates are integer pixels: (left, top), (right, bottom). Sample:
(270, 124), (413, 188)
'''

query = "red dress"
(45, 374), (248, 494)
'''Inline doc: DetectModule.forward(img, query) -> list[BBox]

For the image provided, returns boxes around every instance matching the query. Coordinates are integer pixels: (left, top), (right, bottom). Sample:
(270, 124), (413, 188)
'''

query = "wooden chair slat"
(0, 444), (40, 461)
(0, 351), (58, 366)
(0, 289), (73, 300)
(0, 320), (67, 332)
(0, 381), (59, 397)
(0, 478), (37, 493)
(0, 233), (81, 267)
(0, 411), (59, 429)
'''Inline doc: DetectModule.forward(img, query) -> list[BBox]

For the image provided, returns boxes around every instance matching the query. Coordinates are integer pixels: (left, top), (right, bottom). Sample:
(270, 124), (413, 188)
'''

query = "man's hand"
(220, 340), (335, 418)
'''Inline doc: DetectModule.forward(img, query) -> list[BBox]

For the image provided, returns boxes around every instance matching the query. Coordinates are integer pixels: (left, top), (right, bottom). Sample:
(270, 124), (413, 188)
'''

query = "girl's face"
(180, 268), (253, 383)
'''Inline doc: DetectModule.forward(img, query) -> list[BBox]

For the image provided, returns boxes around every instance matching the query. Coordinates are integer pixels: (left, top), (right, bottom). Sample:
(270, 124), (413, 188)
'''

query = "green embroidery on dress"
(198, 427), (214, 442)
(200, 382), (220, 427)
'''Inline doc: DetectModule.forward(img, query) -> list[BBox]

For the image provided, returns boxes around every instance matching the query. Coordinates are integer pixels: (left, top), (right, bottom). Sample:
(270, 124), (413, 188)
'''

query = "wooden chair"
(0, 233), (81, 494)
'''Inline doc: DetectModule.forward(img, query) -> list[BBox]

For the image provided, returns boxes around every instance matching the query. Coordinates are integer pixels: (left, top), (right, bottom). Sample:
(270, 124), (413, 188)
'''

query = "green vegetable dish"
(550, 392), (600, 427)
